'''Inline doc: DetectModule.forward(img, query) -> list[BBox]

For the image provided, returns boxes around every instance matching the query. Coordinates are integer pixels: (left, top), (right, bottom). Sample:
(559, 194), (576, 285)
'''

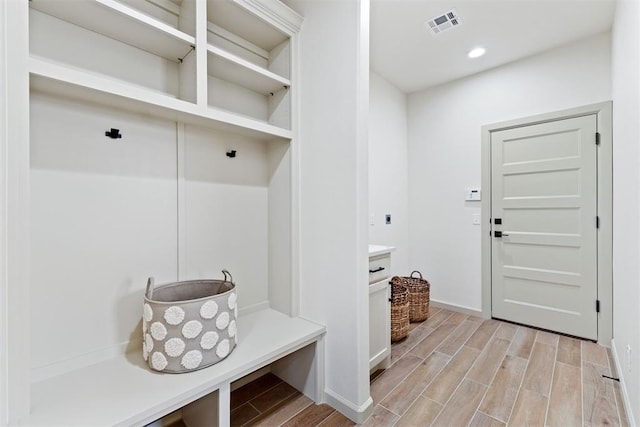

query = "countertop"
(368, 244), (396, 257)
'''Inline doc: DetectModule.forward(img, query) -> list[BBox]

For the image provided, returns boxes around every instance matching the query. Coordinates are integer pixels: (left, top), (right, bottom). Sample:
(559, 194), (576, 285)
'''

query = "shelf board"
(30, 0), (195, 62)
(207, 45), (291, 95)
(207, 0), (292, 51)
(26, 308), (325, 426)
(29, 56), (293, 140)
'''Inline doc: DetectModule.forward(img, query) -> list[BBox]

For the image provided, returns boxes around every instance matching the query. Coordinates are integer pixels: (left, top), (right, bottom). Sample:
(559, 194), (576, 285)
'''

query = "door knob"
(494, 231), (509, 238)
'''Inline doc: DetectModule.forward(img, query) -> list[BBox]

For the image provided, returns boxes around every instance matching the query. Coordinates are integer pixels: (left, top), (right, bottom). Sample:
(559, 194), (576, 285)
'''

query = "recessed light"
(468, 47), (486, 58)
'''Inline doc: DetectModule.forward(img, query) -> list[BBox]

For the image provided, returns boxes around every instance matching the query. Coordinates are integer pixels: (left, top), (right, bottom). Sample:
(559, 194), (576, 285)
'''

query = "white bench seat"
(26, 309), (325, 426)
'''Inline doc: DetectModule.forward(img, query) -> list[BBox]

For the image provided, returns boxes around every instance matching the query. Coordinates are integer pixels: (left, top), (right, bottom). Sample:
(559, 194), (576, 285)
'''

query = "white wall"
(369, 71), (409, 275)
(407, 32), (612, 312)
(611, 0), (640, 423)
(1, 2), (8, 421)
(30, 93), (178, 379)
(290, 0), (371, 421)
(181, 125), (270, 312)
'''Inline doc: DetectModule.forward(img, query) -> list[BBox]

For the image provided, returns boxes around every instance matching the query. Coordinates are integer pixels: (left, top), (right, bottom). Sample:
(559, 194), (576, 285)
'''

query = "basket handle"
(410, 271), (423, 279)
(222, 269), (233, 284)
(145, 277), (155, 299)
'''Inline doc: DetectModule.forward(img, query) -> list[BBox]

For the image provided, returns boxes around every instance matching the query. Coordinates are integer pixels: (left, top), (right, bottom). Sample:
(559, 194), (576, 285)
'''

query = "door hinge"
(596, 216), (600, 228)
(596, 132), (601, 145)
(596, 300), (600, 313)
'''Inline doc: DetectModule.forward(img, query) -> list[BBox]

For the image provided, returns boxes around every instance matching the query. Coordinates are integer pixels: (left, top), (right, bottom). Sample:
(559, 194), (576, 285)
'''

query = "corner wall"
(369, 71), (409, 275)
(407, 32), (612, 312)
(611, 0), (640, 423)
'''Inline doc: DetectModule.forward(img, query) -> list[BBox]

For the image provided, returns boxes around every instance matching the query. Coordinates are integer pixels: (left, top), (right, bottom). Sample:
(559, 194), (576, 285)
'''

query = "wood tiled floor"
(223, 306), (629, 426)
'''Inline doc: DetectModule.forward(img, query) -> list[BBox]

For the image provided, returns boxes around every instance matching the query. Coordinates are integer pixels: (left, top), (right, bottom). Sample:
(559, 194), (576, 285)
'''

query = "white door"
(491, 115), (598, 340)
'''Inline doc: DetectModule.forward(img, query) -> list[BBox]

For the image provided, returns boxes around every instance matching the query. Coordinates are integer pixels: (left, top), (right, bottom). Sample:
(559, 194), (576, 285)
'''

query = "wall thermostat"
(465, 188), (481, 201)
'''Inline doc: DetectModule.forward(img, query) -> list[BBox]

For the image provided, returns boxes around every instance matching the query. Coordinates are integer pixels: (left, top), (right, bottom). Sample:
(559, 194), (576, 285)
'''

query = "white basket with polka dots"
(142, 270), (238, 373)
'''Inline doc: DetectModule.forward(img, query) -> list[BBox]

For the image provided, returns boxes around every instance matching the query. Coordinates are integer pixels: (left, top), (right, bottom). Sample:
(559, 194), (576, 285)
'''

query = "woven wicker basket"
(390, 281), (410, 342)
(393, 271), (430, 322)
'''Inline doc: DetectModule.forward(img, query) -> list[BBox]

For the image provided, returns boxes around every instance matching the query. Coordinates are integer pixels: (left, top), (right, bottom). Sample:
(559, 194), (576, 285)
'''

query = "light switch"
(369, 213), (375, 226)
(472, 213), (481, 225)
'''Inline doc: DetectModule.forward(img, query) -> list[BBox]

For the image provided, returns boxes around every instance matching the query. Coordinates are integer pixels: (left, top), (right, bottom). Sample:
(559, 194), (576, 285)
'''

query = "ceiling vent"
(426, 9), (461, 35)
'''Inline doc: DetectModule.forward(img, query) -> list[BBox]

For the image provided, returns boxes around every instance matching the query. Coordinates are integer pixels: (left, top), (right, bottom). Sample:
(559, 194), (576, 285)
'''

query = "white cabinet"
(368, 247), (394, 370)
(2, 0), (326, 425)
(369, 280), (390, 370)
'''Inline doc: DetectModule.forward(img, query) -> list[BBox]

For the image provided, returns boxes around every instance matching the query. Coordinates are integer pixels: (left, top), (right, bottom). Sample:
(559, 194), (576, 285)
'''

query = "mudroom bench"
(25, 309), (325, 426)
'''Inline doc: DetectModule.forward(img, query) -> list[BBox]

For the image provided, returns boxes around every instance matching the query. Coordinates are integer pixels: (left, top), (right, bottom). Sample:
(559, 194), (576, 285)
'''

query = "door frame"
(481, 101), (613, 345)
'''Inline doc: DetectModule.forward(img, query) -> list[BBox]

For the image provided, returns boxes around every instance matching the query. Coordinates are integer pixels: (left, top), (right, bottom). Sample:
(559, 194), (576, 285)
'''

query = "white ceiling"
(370, 0), (616, 93)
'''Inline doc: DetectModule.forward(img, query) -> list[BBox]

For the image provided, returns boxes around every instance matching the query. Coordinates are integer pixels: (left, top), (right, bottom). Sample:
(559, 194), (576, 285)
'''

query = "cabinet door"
(369, 280), (390, 369)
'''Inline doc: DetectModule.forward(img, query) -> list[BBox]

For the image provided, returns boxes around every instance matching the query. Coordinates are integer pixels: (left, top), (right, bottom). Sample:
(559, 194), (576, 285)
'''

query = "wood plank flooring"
(207, 307), (629, 426)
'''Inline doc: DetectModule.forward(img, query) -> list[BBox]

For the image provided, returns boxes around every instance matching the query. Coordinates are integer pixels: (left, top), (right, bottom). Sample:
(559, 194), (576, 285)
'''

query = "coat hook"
(226, 150), (237, 158)
(105, 128), (122, 139)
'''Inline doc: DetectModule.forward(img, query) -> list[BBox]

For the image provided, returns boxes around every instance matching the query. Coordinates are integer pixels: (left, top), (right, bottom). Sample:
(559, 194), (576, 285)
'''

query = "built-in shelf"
(3, 1), (310, 424)
(26, 309), (324, 426)
(207, 0), (292, 52)
(207, 45), (290, 95)
(30, 0), (195, 62)
(29, 56), (293, 140)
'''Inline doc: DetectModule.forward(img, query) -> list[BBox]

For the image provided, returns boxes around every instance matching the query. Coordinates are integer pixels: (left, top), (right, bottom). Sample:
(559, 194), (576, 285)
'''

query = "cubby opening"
(29, 0), (197, 102)
(29, 91), (292, 382)
(206, 60), (291, 129)
(206, 0), (291, 128)
(150, 341), (320, 427)
(206, 0), (289, 73)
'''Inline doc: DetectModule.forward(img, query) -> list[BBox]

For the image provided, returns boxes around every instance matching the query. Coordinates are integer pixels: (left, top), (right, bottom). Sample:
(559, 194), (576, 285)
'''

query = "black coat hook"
(105, 128), (122, 139)
(226, 150), (237, 158)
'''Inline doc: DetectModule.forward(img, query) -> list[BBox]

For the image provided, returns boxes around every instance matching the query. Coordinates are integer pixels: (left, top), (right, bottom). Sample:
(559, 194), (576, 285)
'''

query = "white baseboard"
(323, 388), (373, 424)
(611, 339), (636, 426)
(430, 299), (485, 318)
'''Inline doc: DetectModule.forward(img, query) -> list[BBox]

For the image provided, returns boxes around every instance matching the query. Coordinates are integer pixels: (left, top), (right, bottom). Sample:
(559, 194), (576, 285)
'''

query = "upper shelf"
(29, 0), (195, 62)
(25, 309), (325, 426)
(207, 45), (290, 95)
(207, 0), (292, 51)
(29, 56), (293, 141)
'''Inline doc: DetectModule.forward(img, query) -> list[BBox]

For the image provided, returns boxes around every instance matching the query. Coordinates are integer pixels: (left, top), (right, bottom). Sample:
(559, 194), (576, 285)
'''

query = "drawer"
(369, 253), (391, 284)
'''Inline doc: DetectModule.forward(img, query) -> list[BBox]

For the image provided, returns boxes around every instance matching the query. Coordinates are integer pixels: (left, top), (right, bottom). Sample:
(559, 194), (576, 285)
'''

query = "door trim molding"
(481, 101), (613, 345)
